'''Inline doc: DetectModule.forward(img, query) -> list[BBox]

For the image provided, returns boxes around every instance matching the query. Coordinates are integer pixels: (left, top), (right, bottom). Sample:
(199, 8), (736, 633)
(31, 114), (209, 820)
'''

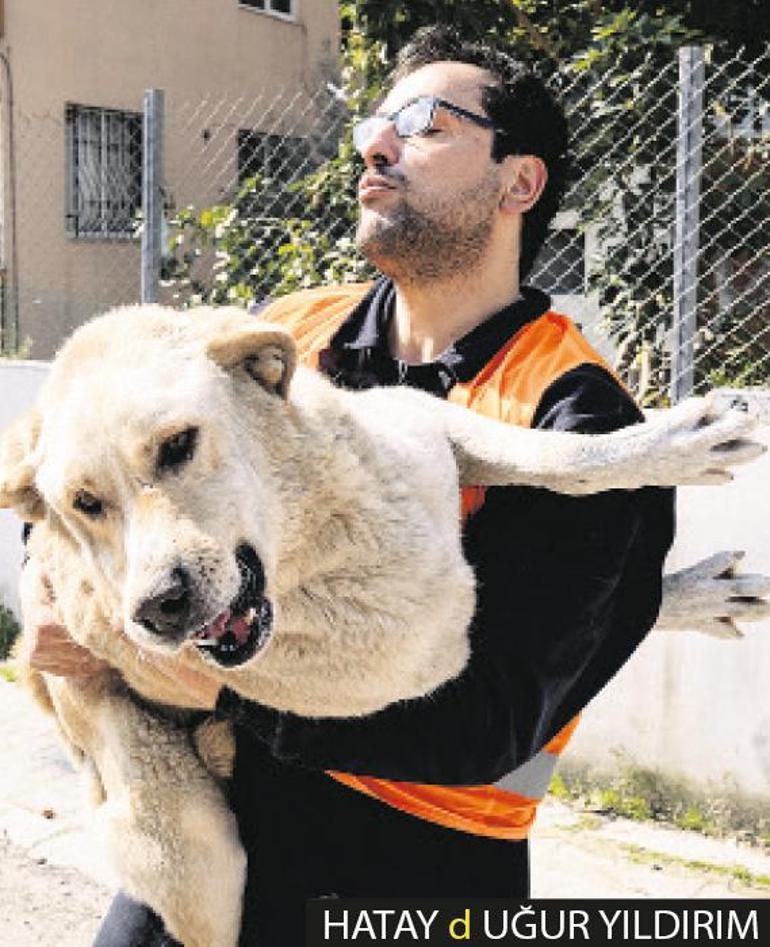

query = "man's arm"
(217, 364), (675, 784)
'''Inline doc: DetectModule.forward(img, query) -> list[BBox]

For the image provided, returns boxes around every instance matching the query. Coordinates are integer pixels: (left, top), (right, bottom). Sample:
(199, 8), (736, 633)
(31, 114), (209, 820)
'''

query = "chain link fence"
(158, 82), (349, 308)
(5, 105), (145, 358)
(2, 44), (768, 402)
(540, 43), (770, 403)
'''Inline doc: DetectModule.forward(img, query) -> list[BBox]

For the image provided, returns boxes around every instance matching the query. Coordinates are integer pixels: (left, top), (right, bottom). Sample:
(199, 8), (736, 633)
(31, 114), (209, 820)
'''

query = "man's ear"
(206, 320), (297, 398)
(499, 155), (548, 214)
(0, 408), (45, 521)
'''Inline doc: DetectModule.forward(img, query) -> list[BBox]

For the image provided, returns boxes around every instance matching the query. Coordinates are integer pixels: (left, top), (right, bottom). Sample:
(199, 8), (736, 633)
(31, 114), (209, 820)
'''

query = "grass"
(621, 842), (770, 890)
(673, 805), (720, 835)
(549, 762), (770, 850)
(0, 603), (21, 661)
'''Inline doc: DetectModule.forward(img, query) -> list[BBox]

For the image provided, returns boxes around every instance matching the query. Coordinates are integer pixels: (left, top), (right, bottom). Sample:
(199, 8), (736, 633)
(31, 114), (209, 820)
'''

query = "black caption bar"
(306, 899), (768, 946)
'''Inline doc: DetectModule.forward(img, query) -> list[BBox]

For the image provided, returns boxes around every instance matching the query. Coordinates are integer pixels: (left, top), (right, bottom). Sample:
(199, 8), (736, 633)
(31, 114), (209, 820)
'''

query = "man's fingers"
(20, 622), (109, 677)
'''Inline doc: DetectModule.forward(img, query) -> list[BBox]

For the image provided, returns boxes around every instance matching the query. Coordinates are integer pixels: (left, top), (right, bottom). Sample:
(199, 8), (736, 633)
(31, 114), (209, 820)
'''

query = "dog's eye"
(157, 427), (199, 473)
(73, 490), (104, 517)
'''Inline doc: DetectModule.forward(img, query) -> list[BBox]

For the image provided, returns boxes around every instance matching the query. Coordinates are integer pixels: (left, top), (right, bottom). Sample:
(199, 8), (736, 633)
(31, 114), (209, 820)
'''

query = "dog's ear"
(0, 408), (45, 521)
(206, 322), (297, 398)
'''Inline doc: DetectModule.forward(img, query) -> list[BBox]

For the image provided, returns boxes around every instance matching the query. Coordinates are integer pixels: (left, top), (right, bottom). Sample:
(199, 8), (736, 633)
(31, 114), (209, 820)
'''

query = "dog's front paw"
(639, 394), (764, 488)
(193, 717), (236, 780)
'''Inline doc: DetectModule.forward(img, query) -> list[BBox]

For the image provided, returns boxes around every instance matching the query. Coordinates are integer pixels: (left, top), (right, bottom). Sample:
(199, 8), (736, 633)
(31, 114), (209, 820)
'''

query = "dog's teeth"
(196, 637), (218, 647)
(246, 607), (256, 623)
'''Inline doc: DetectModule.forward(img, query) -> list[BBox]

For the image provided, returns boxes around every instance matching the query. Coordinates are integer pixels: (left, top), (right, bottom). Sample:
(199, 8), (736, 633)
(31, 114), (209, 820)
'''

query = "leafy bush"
(162, 3), (770, 402)
(0, 602), (21, 661)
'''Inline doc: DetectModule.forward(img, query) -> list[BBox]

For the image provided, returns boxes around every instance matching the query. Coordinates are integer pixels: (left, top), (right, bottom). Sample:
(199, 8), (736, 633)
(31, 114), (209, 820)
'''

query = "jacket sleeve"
(216, 364), (675, 784)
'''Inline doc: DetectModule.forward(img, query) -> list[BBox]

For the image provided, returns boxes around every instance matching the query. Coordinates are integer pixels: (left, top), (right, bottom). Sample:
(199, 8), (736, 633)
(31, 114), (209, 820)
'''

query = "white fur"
(1, 304), (763, 945)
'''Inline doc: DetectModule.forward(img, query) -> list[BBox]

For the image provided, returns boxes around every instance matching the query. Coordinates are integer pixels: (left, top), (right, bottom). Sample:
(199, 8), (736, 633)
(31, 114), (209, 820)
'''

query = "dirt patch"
(0, 832), (112, 947)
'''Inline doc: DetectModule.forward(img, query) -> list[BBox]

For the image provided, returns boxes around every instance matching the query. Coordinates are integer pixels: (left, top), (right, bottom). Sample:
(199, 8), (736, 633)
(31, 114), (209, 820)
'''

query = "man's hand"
(18, 556), (221, 709)
(18, 554), (109, 676)
(137, 650), (222, 711)
(18, 617), (110, 676)
(658, 550), (770, 639)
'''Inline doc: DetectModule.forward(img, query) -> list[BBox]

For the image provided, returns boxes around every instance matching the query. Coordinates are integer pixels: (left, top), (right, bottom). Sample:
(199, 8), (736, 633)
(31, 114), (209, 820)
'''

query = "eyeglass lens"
(352, 97), (436, 153)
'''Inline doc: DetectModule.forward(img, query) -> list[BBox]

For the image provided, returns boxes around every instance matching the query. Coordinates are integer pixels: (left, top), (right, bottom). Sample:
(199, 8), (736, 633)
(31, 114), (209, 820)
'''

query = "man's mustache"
(371, 165), (407, 187)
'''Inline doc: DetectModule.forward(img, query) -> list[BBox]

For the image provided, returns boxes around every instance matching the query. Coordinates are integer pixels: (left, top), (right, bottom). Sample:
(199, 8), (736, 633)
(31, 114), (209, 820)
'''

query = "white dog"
(1, 304), (764, 946)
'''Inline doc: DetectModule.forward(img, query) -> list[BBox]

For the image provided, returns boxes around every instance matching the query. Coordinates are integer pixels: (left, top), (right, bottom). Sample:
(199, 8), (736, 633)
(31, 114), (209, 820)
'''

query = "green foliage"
(548, 771), (570, 799)
(674, 805), (719, 834)
(0, 602), (21, 661)
(164, 10), (380, 307)
(565, 9), (695, 402)
(594, 787), (653, 821)
(0, 336), (33, 359)
(575, 34), (770, 402)
(163, 3), (769, 400)
(557, 760), (770, 846)
(164, 152), (375, 306)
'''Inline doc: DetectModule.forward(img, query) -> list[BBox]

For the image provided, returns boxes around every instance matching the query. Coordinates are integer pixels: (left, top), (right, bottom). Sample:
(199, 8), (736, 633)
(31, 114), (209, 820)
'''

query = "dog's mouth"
(191, 544), (273, 668)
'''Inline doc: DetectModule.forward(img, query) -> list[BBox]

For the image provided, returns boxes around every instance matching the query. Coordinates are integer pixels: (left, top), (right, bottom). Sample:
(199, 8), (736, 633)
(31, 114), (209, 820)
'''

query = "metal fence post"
(671, 46), (704, 402)
(142, 89), (164, 304)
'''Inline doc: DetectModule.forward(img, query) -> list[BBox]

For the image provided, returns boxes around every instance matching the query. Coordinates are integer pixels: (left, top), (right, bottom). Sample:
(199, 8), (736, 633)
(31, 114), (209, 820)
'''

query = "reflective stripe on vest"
(261, 285), (612, 840)
(495, 747), (559, 799)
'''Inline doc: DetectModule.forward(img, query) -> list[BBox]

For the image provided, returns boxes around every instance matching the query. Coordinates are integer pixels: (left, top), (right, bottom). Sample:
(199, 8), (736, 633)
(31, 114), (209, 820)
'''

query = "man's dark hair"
(391, 26), (570, 280)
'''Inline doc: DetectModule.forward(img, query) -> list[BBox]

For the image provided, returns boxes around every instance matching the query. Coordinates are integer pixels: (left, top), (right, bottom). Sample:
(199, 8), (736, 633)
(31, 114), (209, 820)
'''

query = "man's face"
(354, 61), (505, 283)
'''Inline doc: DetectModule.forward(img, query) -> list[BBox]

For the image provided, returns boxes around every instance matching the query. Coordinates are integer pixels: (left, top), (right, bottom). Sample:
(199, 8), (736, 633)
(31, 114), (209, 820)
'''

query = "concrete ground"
(1, 678), (768, 946)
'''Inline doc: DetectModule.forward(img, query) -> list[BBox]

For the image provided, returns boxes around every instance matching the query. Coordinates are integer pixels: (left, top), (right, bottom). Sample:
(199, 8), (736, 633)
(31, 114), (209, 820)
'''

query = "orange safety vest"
(262, 283), (614, 840)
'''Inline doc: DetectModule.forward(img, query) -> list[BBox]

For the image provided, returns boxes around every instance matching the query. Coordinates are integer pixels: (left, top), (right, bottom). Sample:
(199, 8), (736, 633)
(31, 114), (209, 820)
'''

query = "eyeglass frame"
(352, 94), (503, 154)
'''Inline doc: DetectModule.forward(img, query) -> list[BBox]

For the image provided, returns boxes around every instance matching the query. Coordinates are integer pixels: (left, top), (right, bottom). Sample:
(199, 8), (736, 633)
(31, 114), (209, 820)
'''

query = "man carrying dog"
(27, 25), (676, 947)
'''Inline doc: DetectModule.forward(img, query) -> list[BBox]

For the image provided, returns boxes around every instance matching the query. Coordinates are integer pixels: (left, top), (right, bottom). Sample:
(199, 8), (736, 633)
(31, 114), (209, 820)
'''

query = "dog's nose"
(133, 567), (192, 638)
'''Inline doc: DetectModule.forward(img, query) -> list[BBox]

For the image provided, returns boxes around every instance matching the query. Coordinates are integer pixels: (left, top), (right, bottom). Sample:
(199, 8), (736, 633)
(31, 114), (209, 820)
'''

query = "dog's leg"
(436, 393), (763, 494)
(43, 674), (245, 947)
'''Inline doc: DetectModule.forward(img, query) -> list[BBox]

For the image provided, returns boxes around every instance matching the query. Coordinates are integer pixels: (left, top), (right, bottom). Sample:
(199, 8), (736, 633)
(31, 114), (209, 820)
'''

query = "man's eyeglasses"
(352, 95), (499, 154)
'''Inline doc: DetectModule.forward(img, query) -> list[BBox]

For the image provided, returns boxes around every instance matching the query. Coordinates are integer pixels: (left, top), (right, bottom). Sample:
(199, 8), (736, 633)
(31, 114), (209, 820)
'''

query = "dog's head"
(0, 305), (300, 668)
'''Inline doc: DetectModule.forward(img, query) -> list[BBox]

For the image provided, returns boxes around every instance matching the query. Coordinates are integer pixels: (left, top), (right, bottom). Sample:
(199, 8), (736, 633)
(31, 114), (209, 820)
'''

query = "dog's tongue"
(204, 609), (252, 645)
(206, 611), (231, 641)
(229, 615), (252, 646)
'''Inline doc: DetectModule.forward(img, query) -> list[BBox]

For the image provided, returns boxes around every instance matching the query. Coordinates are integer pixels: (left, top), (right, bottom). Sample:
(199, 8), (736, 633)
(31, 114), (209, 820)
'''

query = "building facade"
(0, 0), (340, 357)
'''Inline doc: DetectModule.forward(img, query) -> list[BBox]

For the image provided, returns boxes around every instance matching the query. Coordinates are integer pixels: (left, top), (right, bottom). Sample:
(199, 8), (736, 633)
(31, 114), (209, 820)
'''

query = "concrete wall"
(0, 360), (47, 613)
(1, 0), (340, 357)
(565, 427), (770, 802)
(1, 358), (768, 803)
(4, 1), (338, 112)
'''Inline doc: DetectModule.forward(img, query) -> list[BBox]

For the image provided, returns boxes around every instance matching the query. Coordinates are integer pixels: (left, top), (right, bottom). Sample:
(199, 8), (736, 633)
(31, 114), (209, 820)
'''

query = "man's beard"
(356, 171), (501, 284)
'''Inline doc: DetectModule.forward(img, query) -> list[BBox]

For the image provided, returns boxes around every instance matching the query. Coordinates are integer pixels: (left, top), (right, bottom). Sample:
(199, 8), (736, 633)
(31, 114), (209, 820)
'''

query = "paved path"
(1, 679), (768, 946)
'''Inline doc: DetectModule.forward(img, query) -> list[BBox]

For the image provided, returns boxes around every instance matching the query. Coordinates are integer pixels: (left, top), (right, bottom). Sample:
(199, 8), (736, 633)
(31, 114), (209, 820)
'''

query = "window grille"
(65, 104), (142, 239)
(239, 0), (295, 18)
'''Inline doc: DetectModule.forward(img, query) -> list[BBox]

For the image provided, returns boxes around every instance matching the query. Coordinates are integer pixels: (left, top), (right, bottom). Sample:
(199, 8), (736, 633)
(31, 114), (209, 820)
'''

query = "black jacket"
(218, 280), (675, 786)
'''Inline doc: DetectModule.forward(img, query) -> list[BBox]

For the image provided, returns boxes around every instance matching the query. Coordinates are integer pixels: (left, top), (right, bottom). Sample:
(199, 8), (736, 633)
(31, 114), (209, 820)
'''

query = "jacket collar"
(318, 277), (552, 395)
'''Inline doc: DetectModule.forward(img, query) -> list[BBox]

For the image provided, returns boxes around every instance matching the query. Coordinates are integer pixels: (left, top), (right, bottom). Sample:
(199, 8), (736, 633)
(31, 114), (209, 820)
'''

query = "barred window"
(239, 1), (295, 18)
(65, 104), (142, 239)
